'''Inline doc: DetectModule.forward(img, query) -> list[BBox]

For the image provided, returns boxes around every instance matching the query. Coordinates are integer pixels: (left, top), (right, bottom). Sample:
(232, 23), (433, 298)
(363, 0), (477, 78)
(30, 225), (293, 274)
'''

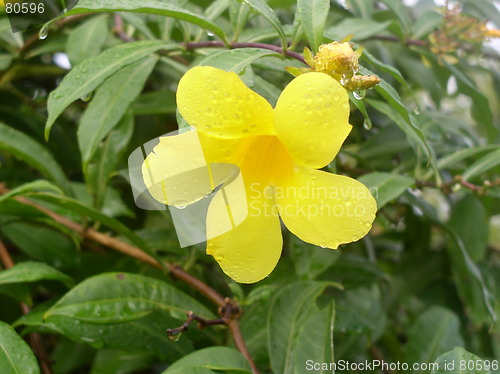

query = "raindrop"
(207, 31), (215, 37)
(176, 205), (187, 210)
(80, 91), (93, 102)
(168, 332), (182, 342)
(353, 90), (366, 100)
(39, 23), (49, 40)
(363, 119), (372, 130)
(340, 73), (349, 86)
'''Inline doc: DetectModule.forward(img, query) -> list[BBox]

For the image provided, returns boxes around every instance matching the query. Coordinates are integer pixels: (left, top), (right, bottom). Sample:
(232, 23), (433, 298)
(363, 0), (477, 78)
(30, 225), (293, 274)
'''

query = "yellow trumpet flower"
(142, 66), (377, 283)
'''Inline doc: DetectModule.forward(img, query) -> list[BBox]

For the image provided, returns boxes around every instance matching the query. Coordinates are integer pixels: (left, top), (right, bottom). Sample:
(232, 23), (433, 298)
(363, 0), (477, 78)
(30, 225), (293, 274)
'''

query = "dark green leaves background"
(1, 0), (500, 373)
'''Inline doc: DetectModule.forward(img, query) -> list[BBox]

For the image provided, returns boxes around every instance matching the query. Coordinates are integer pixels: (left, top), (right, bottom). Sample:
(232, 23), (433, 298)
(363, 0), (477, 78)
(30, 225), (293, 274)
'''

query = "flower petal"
(206, 184), (282, 283)
(177, 66), (274, 138)
(274, 72), (352, 169)
(142, 130), (213, 207)
(276, 166), (377, 249)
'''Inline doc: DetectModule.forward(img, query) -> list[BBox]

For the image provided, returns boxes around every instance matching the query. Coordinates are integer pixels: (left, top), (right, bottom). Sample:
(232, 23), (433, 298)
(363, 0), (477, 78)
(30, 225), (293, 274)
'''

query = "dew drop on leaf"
(168, 332), (182, 342)
(353, 89), (366, 100)
(39, 24), (49, 40)
(80, 92), (93, 103)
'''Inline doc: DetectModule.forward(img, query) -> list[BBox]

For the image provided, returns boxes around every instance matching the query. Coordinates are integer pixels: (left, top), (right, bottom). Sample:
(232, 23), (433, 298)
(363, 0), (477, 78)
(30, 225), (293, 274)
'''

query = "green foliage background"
(0, 0), (499, 373)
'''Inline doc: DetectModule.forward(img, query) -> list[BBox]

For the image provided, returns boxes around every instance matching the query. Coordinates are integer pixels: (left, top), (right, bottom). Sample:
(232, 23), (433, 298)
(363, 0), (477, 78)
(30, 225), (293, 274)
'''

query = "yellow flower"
(142, 66), (377, 283)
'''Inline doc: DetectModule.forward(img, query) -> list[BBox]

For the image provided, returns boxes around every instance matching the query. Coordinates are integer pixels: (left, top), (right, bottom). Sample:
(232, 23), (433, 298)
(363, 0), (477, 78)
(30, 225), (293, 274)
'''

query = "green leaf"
(15, 192), (159, 265)
(0, 180), (62, 206)
(446, 226), (496, 326)
(45, 41), (177, 139)
(268, 281), (335, 374)
(162, 347), (252, 374)
(378, 0), (412, 32)
(132, 91), (176, 115)
(0, 321), (40, 374)
(335, 285), (385, 335)
(346, 0), (374, 19)
(0, 222), (79, 268)
(252, 75), (281, 107)
(435, 144), (499, 170)
(404, 306), (464, 372)
(296, 0), (330, 52)
(240, 0), (288, 50)
(445, 63), (495, 140)
(361, 48), (412, 93)
(78, 55), (158, 167)
(90, 350), (155, 374)
(365, 98), (432, 162)
(0, 261), (74, 288)
(289, 236), (340, 281)
(462, 148), (500, 181)
(326, 18), (392, 41)
(44, 272), (215, 324)
(199, 48), (280, 74)
(358, 171), (414, 208)
(86, 112), (135, 211)
(67, 0), (229, 44)
(66, 14), (109, 65)
(349, 93), (372, 130)
(45, 311), (194, 361)
(205, 0), (232, 21)
(449, 194), (488, 262)
(430, 347), (491, 374)
(0, 123), (71, 195)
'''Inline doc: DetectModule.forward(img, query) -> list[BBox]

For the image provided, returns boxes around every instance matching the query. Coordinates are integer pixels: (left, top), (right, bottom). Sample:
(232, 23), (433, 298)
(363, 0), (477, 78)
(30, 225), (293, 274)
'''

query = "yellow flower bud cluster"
(286, 41), (380, 93)
(312, 42), (359, 81)
(430, 3), (500, 64)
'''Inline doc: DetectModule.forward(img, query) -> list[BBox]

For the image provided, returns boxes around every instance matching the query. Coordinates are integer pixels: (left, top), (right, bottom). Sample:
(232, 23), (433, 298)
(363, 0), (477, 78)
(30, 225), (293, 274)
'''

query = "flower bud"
(312, 42), (359, 80)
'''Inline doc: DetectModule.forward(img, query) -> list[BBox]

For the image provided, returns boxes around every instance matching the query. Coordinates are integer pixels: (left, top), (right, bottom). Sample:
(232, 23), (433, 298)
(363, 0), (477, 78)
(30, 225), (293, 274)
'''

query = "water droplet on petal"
(340, 73), (349, 86)
(39, 24), (49, 40)
(363, 119), (372, 130)
(353, 89), (366, 100)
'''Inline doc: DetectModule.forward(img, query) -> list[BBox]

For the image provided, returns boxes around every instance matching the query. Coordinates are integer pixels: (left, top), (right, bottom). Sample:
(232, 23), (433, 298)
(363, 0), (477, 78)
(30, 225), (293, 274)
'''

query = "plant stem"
(0, 241), (53, 374)
(185, 41), (306, 64)
(0, 185), (260, 374)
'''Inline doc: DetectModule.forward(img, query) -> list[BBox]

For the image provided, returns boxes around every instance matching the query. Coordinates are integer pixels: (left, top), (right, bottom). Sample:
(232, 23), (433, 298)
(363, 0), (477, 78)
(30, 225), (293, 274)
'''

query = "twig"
(167, 311), (227, 338)
(18, 14), (90, 55)
(0, 241), (15, 269)
(0, 241), (53, 374)
(0, 184), (259, 374)
(416, 176), (500, 195)
(113, 14), (134, 43)
(368, 35), (428, 47)
(186, 41), (306, 64)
